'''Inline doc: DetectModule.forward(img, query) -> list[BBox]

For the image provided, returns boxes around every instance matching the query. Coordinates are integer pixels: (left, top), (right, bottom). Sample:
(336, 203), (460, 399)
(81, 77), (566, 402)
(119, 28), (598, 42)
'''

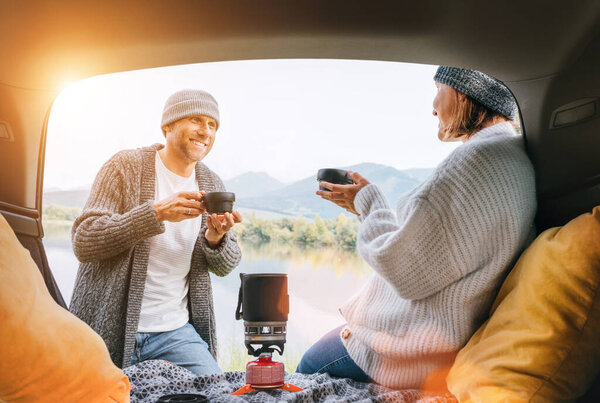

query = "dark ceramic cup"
(203, 191), (235, 214)
(157, 394), (208, 403)
(317, 168), (353, 190)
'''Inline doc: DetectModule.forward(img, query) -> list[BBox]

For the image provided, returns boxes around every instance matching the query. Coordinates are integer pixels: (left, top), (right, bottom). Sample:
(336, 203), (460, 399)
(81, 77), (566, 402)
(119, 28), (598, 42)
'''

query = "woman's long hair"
(445, 91), (509, 140)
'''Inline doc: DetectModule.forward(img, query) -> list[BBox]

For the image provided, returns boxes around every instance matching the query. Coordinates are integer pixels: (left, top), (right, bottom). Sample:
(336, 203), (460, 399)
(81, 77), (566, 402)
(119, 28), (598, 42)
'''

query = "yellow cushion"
(0, 214), (130, 402)
(447, 206), (600, 402)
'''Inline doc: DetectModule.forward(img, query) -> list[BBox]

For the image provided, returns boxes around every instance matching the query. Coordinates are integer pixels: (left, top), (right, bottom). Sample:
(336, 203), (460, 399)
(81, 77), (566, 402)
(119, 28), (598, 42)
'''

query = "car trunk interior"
(1, 0), (599, 399)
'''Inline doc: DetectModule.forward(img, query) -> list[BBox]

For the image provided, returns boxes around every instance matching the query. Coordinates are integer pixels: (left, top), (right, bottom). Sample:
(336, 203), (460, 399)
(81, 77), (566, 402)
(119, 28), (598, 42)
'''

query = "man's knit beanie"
(161, 89), (220, 130)
(433, 66), (517, 119)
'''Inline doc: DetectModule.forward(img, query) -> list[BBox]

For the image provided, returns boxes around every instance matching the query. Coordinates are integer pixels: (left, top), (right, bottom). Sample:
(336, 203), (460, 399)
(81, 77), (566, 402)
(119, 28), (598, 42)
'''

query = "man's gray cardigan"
(69, 144), (242, 368)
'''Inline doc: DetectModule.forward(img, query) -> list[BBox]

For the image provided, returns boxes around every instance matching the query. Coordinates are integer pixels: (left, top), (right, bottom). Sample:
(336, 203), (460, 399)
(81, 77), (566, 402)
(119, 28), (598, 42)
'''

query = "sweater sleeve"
(71, 157), (164, 263)
(198, 170), (242, 277)
(199, 230), (242, 277)
(354, 184), (462, 300)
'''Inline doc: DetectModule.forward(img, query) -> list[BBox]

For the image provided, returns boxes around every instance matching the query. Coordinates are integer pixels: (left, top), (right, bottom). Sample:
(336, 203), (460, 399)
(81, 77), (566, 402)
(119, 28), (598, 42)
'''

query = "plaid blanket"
(124, 360), (457, 402)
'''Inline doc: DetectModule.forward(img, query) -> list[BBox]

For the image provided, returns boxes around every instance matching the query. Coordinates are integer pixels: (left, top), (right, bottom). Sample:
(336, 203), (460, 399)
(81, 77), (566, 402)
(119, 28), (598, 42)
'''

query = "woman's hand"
(205, 211), (243, 248)
(153, 191), (206, 222)
(316, 171), (370, 216)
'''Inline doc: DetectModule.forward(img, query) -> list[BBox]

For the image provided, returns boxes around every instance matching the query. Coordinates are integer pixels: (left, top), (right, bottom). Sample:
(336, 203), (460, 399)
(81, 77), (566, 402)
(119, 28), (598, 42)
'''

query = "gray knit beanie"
(433, 66), (517, 119)
(161, 89), (220, 130)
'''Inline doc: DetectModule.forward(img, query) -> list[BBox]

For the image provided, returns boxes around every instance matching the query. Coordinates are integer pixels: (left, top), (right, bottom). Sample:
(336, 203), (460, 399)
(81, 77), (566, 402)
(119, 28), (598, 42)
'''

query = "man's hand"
(316, 171), (370, 215)
(153, 191), (206, 222)
(205, 211), (243, 248)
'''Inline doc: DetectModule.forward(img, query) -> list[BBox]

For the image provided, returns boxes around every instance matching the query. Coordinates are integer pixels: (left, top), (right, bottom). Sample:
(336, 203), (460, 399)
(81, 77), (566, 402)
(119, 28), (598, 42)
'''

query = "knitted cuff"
(354, 184), (390, 222)
(198, 230), (241, 277)
(130, 200), (165, 239)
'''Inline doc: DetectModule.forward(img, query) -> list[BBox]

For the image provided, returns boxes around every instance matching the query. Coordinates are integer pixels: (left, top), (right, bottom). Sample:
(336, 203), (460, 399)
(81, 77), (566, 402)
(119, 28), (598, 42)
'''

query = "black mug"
(203, 191), (235, 214)
(317, 168), (353, 190)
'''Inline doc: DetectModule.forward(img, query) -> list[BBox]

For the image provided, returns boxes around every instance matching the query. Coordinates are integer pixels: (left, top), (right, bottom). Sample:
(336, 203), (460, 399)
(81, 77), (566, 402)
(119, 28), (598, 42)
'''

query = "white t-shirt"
(138, 153), (202, 333)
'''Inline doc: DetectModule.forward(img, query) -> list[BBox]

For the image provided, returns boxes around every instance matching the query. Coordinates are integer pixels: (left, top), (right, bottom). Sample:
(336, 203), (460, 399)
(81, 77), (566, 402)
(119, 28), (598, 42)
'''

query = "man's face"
(164, 115), (217, 163)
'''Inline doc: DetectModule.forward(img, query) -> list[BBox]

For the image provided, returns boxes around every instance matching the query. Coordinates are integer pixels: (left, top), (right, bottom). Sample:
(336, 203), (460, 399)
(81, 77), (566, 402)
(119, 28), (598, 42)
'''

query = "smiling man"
(70, 89), (242, 375)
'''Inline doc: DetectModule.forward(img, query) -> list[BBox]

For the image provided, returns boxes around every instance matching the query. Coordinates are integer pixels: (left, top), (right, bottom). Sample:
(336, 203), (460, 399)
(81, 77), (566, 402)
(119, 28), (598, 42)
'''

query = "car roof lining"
(1, 1), (600, 90)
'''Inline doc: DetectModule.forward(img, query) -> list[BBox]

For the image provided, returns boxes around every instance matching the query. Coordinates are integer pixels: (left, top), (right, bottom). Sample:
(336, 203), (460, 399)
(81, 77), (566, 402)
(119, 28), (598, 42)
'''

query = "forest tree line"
(43, 204), (359, 249)
(232, 214), (359, 249)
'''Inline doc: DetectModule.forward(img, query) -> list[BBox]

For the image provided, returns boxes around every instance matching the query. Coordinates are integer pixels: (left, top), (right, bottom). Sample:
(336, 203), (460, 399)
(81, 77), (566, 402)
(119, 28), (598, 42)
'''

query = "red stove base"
(246, 356), (284, 387)
(231, 356), (303, 395)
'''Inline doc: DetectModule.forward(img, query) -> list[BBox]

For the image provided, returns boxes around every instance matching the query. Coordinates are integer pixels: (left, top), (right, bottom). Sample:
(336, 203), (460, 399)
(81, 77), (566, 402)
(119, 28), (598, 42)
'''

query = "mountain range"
(228, 163), (433, 218)
(43, 163), (434, 218)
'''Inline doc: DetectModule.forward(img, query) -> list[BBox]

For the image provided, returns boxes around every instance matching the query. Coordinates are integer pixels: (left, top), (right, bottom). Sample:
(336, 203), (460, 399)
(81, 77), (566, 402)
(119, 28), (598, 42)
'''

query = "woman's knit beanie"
(161, 89), (220, 130)
(434, 66), (517, 119)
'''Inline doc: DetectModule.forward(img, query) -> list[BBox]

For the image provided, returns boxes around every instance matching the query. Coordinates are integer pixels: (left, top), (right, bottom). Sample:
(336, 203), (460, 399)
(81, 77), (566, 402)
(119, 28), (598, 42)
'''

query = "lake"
(43, 235), (373, 371)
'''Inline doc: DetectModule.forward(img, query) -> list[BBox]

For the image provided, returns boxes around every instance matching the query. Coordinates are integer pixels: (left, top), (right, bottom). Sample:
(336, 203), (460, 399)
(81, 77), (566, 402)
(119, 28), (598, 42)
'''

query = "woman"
(296, 66), (537, 390)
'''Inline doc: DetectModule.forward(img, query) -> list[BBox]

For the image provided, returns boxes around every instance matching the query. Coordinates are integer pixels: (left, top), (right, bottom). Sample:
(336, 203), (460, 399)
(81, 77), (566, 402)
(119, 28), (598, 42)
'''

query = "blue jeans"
(130, 322), (221, 376)
(296, 325), (369, 382)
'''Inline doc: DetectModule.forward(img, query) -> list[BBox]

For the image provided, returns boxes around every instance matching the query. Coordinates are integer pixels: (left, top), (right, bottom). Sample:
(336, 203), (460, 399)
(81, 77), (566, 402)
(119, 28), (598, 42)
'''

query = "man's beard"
(179, 141), (206, 162)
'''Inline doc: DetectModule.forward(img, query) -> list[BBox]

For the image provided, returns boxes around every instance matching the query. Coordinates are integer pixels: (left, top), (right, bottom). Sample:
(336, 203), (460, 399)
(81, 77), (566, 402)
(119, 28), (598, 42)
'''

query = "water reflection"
(240, 241), (372, 277)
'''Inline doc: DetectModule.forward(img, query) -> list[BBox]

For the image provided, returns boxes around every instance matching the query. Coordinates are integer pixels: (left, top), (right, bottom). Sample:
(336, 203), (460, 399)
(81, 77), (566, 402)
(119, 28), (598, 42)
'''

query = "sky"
(44, 59), (459, 190)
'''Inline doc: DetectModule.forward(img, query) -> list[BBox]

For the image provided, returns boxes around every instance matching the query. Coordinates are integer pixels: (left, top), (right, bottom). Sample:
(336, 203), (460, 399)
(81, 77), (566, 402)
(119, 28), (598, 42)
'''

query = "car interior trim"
(0, 205), (41, 237)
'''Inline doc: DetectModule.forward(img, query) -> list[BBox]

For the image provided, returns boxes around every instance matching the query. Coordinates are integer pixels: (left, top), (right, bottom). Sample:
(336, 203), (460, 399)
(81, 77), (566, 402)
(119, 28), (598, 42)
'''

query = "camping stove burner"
(232, 273), (302, 395)
(243, 321), (287, 356)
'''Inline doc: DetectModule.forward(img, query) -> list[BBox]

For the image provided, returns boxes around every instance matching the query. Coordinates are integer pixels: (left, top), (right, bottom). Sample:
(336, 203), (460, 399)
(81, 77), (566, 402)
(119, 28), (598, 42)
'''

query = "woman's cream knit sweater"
(340, 122), (537, 389)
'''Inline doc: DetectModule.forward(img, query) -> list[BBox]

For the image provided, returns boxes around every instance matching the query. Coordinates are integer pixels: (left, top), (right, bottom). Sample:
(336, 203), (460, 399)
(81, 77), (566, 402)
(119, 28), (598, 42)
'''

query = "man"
(70, 89), (242, 375)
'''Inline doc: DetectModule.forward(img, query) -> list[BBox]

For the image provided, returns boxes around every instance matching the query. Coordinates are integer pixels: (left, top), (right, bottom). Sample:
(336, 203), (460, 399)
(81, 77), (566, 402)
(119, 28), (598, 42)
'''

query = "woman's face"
(432, 83), (462, 142)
